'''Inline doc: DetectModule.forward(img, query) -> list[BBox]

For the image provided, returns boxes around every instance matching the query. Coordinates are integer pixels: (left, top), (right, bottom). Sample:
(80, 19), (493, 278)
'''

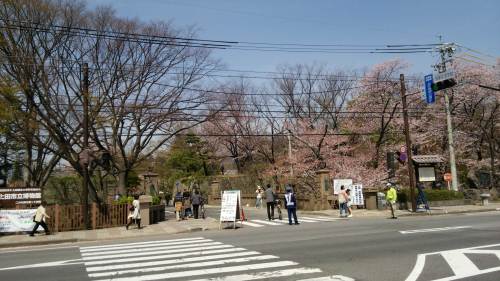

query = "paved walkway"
(2, 203), (499, 249)
(0, 217), (219, 249)
(301, 202), (500, 218)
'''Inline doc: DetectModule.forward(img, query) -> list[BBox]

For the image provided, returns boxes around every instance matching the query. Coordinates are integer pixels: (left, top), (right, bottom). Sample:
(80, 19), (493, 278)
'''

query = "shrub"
(152, 195), (161, 205)
(117, 196), (133, 205)
(424, 189), (464, 201)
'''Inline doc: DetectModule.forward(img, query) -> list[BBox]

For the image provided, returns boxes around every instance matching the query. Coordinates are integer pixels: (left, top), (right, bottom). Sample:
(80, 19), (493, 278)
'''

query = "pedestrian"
(284, 187), (299, 225)
(338, 185), (348, 218)
(183, 189), (192, 217)
(386, 183), (398, 219)
(174, 191), (184, 221)
(346, 189), (353, 218)
(29, 201), (50, 236)
(126, 195), (141, 229)
(255, 186), (263, 209)
(265, 184), (275, 220)
(191, 189), (202, 219)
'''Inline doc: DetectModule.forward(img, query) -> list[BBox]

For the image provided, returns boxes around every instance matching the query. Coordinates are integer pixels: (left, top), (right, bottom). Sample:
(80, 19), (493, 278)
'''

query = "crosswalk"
(79, 237), (351, 281)
(241, 216), (341, 228)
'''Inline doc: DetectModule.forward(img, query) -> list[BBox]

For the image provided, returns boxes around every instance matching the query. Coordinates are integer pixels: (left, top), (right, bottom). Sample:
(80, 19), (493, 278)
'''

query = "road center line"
(399, 226), (471, 234)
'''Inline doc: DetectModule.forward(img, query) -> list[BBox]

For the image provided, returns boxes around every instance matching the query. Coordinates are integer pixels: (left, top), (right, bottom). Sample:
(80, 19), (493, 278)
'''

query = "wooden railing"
(44, 203), (128, 232)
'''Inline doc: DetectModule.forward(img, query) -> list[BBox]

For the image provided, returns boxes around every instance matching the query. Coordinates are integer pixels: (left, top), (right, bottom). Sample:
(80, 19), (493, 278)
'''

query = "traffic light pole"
(400, 74), (417, 212)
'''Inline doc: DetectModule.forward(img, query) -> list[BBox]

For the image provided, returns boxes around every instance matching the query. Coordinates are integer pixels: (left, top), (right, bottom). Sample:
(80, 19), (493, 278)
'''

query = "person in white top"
(126, 195), (141, 230)
(30, 201), (50, 236)
(255, 186), (263, 209)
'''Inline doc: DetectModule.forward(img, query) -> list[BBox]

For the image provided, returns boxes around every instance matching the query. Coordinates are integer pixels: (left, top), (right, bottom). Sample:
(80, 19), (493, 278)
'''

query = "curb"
(301, 207), (500, 218)
(0, 238), (79, 249)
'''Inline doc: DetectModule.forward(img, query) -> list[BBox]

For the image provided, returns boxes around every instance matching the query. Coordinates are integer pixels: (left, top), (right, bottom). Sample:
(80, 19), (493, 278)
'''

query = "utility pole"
(82, 62), (90, 229)
(435, 44), (459, 191)
(400, 74), (417, 212)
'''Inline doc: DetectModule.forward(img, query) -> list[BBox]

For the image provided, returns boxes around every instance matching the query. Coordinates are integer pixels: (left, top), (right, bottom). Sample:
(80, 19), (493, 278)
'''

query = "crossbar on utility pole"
(82, 62), (90, 229)
(400, 74), (417, 212)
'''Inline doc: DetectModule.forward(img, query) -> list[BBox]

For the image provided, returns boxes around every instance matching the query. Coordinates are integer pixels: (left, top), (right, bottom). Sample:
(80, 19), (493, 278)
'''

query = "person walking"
(284, 187), (299, 225)
(386, 183), (398, 219)
(29, 201), (50, 236)
(126, 195), (141, 229)
(264, 184), (275, 220)
(338, 185), (348, 218)
(346, 189), (353, 218)
(255, 186), (263, 209)
(191, 190), (202, 219)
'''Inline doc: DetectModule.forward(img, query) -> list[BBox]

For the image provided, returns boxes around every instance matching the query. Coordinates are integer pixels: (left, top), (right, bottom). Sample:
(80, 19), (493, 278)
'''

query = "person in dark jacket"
(284, 187), (299, 225)
(191, 190), (202, 219)
(265, 184), (275, 220)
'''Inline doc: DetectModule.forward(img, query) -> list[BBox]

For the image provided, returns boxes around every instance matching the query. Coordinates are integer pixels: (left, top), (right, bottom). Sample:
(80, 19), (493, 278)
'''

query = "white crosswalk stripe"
(79, 237), (348, 281)
(240, 216), (340, 228)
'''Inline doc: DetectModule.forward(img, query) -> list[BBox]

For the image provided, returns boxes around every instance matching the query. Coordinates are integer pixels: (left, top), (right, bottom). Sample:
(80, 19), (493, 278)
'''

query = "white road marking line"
(80, 237), (204, 250)
(82, 244), (231, 262)
(251, 219), (282, 226)
(0, 259), (83, 271)
(188, 267), (323, 281)
(297, 275), (355, 281)
(399, 226), (471, 234)
(81, 238), (212, 253)
(94, 260), (298, 281)
(241, 221), (264, 227)
(295, 219), (318, 223)
(83, 247), (245, 266)
(81, 240), (216, 256)
(431, 266), (500, 281)
(404, 254), (426, 281)
(86, 251), (261, 272)
(301, 216), (337, 221)
(88, 255), (278, 278)
(0, 245), (79, 254)
(316, 216), (340, 220)
(441, 251), (480, 277)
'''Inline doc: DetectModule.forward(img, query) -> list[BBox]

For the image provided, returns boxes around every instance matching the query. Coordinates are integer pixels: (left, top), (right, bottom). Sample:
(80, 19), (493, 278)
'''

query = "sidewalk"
(0, 217), (220, 249)
(301, 202), (500, 218)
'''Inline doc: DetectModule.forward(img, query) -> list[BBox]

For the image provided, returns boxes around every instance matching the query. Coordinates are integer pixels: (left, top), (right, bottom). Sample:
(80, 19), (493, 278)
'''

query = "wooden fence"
(44, 203), (128, 232)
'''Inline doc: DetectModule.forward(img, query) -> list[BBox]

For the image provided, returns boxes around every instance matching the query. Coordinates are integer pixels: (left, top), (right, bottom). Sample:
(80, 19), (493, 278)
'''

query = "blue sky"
(85, 0), (499, 78)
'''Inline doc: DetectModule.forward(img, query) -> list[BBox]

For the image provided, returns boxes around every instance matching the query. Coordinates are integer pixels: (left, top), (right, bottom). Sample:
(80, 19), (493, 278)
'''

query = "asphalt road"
(1, 210), (500, 281)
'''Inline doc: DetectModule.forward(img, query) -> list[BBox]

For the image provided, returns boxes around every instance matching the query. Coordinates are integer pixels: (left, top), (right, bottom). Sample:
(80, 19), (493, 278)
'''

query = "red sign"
(444, 173), (452, 182)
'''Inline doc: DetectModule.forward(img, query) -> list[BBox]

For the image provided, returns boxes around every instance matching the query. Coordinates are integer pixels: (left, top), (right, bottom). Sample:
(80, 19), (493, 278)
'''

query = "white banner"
(0, 209), (37, 232)
(350, 184), (364, 206)
(219, 190), (240, 222)
(333, 179), (353, 195)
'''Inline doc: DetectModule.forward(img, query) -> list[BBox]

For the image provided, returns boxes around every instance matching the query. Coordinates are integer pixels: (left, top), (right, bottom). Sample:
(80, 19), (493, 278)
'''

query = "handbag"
(129, 206), (134, 211)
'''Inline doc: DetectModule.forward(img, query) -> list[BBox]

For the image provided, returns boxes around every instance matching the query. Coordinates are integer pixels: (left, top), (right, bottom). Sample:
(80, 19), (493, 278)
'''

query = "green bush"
(424, 190), (464, 201)
(399, 189), (464, 202)
(152, 195), (161, 205)
(116, 196), (133, 204)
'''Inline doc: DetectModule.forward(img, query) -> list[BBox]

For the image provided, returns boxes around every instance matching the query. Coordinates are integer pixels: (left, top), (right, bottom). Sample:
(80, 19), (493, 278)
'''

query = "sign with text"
(333, 179), (353, 195)
(350, 184), (364, 206)
(0, 188), (41, 208)
(0, 209), (36, 233)
(219, 190), (241, 223)
(424, 74), (435, 104)
(433, 70), (455, 83)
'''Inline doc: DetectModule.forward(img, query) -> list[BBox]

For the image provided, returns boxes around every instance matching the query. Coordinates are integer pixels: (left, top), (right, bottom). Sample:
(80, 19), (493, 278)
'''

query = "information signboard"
(333, 179), (353, 195)
(350, 184), (364, 206)
(219, 190), (241, 229)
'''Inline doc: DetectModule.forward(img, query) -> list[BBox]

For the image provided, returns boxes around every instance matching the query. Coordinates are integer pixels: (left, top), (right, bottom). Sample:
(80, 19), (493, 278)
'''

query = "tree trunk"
(489, 139), (495, 189)
(118, 170), (128, 195)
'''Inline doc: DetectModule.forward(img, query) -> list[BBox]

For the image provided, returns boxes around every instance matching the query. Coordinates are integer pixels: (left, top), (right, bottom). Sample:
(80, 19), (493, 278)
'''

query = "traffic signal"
(431, 78), (457, 92)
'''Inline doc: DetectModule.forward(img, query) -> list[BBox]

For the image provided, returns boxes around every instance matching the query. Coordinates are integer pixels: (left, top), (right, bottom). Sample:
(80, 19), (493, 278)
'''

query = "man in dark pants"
(30, 201), (51, 236)
(191, 190), (202, 219)
(265, 184), (275, 220)
(284, 187), (299, 225)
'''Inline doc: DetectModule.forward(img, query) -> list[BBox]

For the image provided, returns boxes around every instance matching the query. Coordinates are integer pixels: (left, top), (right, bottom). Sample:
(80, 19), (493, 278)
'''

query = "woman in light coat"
(126, 195), (141, 229)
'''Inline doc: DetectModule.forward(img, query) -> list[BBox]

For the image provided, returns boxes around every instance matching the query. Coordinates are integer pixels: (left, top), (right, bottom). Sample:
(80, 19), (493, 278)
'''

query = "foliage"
(116, 196), (133, 205)
(152, 196), (161, 205)
(424, 190), (464, 201)
(44, 176), (82, 205)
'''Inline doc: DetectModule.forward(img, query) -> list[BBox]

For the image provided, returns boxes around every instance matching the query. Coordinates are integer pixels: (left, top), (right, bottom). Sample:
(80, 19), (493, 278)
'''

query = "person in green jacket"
(386, 183), (398, 219)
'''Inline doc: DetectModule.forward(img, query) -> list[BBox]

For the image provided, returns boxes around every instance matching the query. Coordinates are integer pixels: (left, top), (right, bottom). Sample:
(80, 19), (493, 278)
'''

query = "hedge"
(397, 189), (464, 202)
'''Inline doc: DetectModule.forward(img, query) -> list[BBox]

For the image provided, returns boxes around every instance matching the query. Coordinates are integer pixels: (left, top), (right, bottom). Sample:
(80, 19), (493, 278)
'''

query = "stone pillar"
(209, 180), (220, 205)
(139, 195), (152, 225)
(316, 169), (331, 210)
